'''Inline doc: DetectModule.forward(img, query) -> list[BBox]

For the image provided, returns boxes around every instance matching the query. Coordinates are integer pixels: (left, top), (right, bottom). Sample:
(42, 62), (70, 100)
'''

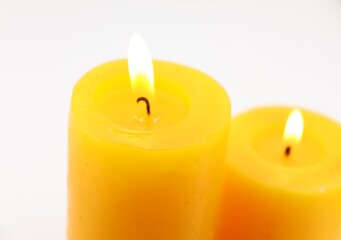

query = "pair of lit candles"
(68, 35), (341, 240)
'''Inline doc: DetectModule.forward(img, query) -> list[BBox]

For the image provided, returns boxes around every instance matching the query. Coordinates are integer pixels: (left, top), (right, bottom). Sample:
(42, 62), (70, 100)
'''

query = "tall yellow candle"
(68, 35), (230, 240)
(216, 106), (341, 240)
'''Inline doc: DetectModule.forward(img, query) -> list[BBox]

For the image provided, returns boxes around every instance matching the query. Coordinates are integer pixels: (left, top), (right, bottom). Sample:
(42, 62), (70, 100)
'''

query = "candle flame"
(128, 34), (154, 97)
(283, 109), (304, 146)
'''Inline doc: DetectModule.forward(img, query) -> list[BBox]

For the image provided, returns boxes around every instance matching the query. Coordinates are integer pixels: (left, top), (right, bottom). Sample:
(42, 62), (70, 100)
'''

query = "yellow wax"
(215, 106), (341, 240)
(68, 59), (230, 240)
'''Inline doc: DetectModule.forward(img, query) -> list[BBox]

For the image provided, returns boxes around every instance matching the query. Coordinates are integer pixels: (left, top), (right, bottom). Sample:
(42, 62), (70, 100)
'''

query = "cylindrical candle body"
(215, 107), (341, 240)
(68, 60), (230, 240)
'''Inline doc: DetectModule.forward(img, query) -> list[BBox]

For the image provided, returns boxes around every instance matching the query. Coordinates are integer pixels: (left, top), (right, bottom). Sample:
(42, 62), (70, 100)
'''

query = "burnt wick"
(136, 97), (151, 115)
(285, 146), (291, 157)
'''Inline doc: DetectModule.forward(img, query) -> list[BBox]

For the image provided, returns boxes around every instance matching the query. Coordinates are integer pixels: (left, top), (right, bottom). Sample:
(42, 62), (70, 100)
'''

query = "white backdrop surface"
(0, 0), (340, 239)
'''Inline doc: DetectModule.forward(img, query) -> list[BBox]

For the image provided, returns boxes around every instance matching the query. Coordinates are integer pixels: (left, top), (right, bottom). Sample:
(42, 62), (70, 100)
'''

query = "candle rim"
(227, 105), (341, 193)
(71, 59), (231, 150)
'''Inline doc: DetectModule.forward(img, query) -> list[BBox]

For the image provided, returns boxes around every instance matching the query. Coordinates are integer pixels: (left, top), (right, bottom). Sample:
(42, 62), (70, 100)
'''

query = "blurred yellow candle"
(68, 35), (231, 240)
(216, 106), (341, 240)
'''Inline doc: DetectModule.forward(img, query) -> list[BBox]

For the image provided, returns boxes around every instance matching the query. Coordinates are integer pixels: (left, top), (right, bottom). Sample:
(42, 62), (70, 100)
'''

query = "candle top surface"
(71, 59), (230, 150)
(227, 106), (341, 193)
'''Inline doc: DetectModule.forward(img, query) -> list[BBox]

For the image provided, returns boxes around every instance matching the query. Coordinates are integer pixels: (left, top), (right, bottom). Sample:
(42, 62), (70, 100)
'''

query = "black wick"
(285, 146), (291, 157)
(137, 97), (151, 115)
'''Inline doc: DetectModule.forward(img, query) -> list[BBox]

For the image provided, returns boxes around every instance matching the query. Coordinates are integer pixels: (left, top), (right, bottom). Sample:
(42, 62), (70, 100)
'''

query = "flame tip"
(128, 34), (154, 97)
(283, 109), (304, 145)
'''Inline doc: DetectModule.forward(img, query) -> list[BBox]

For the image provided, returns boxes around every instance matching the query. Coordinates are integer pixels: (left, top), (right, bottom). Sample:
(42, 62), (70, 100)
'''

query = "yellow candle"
(68, 35), (230, 240)
(215, 106), (341, 240)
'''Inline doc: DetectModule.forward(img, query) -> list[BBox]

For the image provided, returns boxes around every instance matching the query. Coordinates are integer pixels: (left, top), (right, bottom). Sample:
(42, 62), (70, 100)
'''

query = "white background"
(0, 0), (340, 239)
